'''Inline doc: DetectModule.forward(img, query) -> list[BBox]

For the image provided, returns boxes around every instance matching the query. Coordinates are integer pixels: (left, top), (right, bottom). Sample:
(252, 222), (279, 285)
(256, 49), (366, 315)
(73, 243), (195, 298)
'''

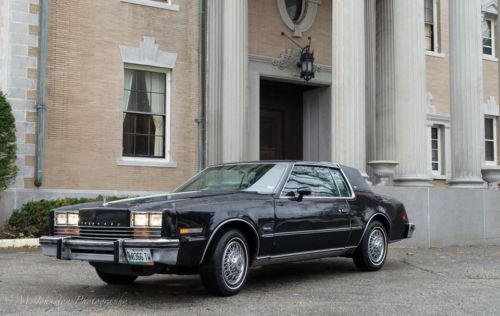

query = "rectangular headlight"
(55, 212), (67, 225)
(132, 213), (149, 227)
(67, 212), (79, 226)
(149, 213), (162, 227)
(131, 212), (162, 227)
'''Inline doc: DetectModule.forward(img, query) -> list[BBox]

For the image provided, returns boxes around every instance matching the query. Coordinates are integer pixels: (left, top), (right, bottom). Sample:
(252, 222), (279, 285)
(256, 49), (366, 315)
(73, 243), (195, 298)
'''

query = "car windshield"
(175, 163), (288, 194)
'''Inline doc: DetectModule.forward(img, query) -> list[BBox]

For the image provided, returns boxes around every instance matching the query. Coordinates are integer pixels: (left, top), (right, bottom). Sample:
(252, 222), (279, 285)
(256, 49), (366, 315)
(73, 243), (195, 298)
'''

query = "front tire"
(200, 229), (249, 296)
(353, 220), (388, 271)
(95, 269), (138, 285)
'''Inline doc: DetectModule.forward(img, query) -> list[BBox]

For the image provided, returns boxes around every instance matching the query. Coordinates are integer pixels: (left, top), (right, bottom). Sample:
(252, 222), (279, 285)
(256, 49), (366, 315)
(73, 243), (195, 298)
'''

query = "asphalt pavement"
(1, 245), (499, 315)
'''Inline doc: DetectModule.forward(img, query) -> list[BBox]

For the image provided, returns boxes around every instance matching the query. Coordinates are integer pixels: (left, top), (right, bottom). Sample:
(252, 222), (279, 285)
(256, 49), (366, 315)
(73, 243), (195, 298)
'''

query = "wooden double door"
(259, 80), (307, 160)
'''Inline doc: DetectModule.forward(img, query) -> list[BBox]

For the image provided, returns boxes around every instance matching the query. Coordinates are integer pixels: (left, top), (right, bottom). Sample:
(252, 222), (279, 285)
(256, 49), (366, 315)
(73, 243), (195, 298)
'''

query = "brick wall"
(40, 0), (200, 192)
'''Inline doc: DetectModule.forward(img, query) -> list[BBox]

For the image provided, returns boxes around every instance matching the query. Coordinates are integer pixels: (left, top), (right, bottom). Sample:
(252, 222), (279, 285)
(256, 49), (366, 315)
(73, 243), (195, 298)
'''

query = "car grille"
(54, 226), (162, 240)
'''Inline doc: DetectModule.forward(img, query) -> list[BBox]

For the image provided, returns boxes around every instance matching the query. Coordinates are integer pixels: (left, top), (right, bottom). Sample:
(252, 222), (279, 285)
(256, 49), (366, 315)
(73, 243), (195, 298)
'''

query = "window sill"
(484, 161), (498, 167)
(431, 174), (447, 180)
(425, 51), (446, 59)
(117, 157), (177, 168)
(120, 0), (179, 11)
(482, 55), (498, 62)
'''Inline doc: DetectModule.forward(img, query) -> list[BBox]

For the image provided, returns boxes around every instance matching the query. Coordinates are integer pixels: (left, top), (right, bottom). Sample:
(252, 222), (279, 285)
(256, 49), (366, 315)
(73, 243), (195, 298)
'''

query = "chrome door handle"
(339, 208), (349, 214)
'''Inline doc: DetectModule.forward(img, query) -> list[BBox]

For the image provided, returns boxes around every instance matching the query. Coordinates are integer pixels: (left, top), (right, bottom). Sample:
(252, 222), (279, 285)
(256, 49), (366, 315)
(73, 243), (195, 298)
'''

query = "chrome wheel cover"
(222, 238), (247, 289)
(368, 227), (386, 264)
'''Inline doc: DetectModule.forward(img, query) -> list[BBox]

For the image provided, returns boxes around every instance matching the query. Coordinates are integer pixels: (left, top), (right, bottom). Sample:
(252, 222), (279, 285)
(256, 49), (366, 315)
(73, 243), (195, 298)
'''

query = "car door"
(272, 165), (351, 255)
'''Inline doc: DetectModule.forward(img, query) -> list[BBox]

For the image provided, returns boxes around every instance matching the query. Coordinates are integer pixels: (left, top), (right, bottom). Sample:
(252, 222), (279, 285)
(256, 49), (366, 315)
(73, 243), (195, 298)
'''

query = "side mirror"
(296, 187), (312, 202)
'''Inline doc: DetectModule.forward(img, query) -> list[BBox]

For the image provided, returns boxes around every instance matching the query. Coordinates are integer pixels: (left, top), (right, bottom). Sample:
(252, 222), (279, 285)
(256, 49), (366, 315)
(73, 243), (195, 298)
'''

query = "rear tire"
(95, 269), (138, 285)
(200, 229), (249, 296)
(353, 220), (388, 271)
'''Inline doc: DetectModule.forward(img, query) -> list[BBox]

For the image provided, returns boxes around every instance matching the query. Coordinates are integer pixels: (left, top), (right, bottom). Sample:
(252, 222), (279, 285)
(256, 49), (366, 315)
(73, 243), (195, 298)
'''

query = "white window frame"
(485, 116), (498, 165)
(430, 125), (442, 175)
(120, 0), (179, 12)
(424, 0), (439, 54)
(482, 17), (496, 59)
(117, 64), (176, 168)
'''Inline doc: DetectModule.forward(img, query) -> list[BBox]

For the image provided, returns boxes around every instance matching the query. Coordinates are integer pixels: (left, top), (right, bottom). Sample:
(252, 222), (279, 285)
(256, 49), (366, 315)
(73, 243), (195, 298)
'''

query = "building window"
(431, 126), (442, 174)
(485, 117), (497, 163)
(424, 0), (435, 51)
(123, 68), (167, 159)
(482, 18), (494, 56)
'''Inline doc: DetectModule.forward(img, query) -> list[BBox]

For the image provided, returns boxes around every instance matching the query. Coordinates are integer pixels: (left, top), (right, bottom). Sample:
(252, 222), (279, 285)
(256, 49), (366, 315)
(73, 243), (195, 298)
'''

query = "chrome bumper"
(404, 223), (416, 239)
(40, 236), (179, 265)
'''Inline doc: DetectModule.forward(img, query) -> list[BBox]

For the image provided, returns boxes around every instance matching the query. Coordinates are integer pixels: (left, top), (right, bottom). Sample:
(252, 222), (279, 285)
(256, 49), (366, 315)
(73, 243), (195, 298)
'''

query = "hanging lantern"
(298, 46), (315, 81)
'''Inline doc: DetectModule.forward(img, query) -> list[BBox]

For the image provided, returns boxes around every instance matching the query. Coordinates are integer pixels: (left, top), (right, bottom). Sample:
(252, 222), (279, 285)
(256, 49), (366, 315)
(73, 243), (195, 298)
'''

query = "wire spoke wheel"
(367, 227), (386, 264)
(222, 239), (246, 288)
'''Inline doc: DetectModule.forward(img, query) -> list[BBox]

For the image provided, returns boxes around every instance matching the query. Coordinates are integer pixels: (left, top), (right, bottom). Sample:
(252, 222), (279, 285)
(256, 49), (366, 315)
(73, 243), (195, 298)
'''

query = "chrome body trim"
(262, 226), (354, 238)
(40, 236), (179, 265)
(199, 218), (260, 264)
(254, 246), (357, 266)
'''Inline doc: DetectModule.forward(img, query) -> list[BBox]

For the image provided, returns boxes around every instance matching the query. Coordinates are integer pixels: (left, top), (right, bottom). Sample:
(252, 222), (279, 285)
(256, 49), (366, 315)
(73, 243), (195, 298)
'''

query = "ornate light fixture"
(281, 32), (315, 81)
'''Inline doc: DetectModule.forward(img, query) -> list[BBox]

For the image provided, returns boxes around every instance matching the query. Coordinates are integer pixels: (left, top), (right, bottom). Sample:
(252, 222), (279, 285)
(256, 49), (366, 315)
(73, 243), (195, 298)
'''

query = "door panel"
(272, 165), (351, 255)
(274, 198), (350, 254)
(260, 109), (284, 160)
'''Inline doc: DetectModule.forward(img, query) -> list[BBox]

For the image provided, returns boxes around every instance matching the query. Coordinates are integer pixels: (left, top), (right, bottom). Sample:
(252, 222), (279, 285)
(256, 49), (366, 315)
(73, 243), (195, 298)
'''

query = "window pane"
(482, 20), (492, 38)
(282, 166), (337, 197)
(330, 169), (351, 197)
(150, 93), (165, 114)
(432, 140), (438, 150)
(432, 149), (438, 162)
(485, 141), (495, 161)
(484, 47), (493, 55)
(425, 24), (434, 51)
(424, 0), (433, 24)
(123, 113), (165, 158)
(151, 72), (166, 93)
(432, 163), (439, 171)
(485, 118), (494, 140)
(431, 127), (438, 139)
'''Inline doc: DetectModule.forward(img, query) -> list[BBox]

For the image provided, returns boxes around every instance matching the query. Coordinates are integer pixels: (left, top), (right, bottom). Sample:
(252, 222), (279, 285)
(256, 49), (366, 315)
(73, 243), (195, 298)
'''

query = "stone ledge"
(0, 238), (39, 248)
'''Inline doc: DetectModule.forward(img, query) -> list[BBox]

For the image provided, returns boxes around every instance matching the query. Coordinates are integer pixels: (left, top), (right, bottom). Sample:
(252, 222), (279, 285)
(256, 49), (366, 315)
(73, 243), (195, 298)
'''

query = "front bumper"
(404, 223), (416, 238)
(40, 236), (179, 265)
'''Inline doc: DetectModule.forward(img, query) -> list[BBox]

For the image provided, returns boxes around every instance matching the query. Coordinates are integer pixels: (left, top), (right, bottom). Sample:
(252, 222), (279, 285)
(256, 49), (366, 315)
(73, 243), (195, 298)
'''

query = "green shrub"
(2, 195), (123, 238)
(0, 91), (18, 191)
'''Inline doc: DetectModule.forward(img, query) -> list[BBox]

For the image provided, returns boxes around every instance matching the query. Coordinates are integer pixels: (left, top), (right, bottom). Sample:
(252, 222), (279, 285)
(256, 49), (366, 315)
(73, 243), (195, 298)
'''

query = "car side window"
(282, 165), (339, 197)
(330, 169), (351, 197)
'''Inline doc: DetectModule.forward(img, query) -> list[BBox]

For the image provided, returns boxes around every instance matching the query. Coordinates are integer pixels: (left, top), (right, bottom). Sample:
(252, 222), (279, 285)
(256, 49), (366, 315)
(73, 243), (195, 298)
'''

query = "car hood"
(53, 191), (267, 212)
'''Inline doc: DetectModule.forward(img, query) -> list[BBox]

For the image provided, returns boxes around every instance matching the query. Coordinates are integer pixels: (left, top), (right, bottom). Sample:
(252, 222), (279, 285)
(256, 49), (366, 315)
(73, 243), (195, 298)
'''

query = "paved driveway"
(1, 245), (499, 315)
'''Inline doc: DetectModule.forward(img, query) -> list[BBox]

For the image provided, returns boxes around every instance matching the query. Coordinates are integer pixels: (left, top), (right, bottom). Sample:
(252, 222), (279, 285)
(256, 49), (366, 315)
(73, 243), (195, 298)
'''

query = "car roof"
(212, 160), (341, 168)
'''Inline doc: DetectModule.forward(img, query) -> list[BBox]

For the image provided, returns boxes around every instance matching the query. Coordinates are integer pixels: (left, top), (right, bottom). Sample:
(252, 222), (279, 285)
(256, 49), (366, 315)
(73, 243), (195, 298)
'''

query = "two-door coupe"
(40, 161), (415, 296)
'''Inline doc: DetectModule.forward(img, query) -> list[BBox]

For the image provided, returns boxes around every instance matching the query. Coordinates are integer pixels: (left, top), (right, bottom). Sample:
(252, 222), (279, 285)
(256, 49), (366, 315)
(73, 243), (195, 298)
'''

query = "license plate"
(125, 248), (153, 266)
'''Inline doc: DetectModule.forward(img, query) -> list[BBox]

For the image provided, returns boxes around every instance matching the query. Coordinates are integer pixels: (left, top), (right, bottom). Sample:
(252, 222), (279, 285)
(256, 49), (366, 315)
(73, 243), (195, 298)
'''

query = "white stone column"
(331, 0), (366, 174)
(448, 0), (484, 187)
(497, 10), (500, 107)
(222, 0), (248, 163)
(365, 0), (376, 180)
(375, 0), (431, 186)
(205, 0), (223, 166)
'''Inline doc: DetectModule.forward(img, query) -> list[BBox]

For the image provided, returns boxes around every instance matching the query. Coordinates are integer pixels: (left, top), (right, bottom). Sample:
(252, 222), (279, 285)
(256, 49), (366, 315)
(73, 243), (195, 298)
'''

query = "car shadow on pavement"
(57, 257), (406, 303)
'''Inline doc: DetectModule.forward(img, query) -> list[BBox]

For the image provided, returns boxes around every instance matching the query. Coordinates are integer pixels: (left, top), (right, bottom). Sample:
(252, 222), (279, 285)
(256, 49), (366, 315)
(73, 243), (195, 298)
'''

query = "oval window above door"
(285, 0), (306, 23)
(277, 0), (321, 37)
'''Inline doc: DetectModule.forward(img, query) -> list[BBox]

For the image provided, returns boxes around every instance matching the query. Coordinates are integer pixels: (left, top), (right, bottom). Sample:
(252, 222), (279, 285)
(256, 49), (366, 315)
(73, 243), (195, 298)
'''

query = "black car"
(40, 161), (415, 296)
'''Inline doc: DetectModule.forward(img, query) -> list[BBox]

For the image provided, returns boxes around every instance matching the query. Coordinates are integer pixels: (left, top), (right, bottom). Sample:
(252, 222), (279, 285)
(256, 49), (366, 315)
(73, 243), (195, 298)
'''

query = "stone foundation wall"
(374, 186), (500, 247)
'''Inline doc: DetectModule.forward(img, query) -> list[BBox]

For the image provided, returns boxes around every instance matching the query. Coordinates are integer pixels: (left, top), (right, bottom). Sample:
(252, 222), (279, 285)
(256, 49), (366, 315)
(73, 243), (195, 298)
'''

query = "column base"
(392, 176), (432, 187)
(447, 177), (485, 189)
